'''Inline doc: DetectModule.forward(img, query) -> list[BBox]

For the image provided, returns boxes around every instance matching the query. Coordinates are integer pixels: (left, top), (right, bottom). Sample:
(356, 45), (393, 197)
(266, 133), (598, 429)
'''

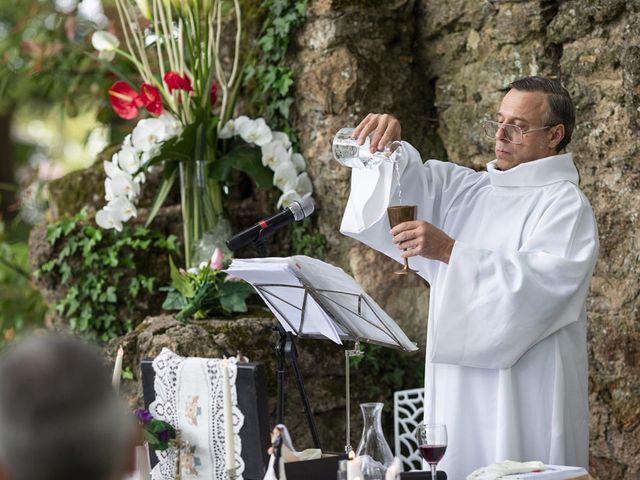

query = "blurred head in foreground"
(0, 335), (134, 480)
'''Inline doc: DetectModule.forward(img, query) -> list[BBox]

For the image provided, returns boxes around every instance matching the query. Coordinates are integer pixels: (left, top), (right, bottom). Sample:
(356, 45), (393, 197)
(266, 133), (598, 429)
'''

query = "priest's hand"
(352, 113), (401, 153)
(391, 220), (455, 264)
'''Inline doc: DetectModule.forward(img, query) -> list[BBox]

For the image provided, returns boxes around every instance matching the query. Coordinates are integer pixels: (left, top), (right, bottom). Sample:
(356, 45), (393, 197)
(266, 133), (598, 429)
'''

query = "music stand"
(226, 255), (418, 452)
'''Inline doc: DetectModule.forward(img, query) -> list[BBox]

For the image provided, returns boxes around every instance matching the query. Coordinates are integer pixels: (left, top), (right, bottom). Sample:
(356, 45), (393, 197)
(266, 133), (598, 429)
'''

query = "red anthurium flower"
(164, 71), (192, 93)
(210, 80), (217, 106)
(140, 83), (162, 116)
(108, 81), (143, 119)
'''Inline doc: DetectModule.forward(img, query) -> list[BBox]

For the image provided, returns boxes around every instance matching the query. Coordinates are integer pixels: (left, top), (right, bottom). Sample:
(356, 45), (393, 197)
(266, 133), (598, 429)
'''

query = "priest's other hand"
(352, 113), (401, 153)
(391, 220), (455, 264)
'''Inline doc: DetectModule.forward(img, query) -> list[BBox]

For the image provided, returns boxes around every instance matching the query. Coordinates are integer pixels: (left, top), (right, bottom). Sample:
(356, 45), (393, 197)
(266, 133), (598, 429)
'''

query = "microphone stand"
(250, 233), (322, 468)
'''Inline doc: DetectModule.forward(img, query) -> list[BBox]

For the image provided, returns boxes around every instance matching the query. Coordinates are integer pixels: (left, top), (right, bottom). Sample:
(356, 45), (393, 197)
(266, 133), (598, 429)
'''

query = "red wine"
(419, 444), (447, 464)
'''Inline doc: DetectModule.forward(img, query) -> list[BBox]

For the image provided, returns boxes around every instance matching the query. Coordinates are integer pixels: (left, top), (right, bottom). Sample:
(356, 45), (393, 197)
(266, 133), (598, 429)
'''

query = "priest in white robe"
(340, 76), (599, 479)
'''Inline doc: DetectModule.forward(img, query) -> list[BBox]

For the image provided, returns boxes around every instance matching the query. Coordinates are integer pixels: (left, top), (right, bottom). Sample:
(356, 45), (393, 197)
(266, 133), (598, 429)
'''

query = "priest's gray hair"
(0, 334), (133, 480)
(509, 76), (576, 152)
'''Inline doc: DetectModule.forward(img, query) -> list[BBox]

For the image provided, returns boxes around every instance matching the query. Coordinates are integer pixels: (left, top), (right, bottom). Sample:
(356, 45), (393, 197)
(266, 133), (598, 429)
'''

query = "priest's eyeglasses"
(483, 120), (552, 145)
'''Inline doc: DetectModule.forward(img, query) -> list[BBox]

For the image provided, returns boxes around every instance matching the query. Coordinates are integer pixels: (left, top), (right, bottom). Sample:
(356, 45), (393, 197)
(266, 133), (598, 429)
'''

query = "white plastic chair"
(393, 387), (425, 471)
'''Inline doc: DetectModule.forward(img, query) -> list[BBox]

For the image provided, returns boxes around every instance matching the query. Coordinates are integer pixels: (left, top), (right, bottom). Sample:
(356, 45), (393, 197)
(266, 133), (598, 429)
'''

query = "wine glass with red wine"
(416, 423), (447, 479)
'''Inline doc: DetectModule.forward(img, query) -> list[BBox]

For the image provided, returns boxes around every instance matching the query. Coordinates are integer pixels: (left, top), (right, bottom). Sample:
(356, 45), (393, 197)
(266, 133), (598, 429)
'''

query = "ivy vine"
(244, 0), (308, 141)
(37, 208), (180, 341)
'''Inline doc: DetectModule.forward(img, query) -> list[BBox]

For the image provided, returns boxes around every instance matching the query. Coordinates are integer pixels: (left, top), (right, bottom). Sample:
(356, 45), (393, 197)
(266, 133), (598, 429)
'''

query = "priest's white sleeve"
(432, 189), (599, 369)
(340, 142), (482, 282)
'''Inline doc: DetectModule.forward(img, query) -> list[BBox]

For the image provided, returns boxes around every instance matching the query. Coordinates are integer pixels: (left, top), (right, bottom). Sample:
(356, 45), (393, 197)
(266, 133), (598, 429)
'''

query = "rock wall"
(292, 1), (640, 478)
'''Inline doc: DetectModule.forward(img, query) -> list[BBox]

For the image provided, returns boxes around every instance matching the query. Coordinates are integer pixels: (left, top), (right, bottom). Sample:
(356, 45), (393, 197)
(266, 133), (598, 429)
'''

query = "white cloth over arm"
(340, 141), (483, 282)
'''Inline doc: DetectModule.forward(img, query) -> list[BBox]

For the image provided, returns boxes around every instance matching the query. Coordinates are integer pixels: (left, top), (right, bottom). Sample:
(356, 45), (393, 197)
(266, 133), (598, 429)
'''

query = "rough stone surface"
(292, 0), (639, 478)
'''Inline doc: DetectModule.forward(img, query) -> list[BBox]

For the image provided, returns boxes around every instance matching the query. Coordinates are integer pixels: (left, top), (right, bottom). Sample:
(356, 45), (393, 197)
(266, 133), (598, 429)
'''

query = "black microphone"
(226, 196), (315, 251)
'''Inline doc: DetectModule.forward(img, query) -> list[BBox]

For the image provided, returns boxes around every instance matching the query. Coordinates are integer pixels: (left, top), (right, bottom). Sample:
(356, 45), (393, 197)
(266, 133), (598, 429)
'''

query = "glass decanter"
(332, 128), (401, 169)
(355, 402), (394, 480)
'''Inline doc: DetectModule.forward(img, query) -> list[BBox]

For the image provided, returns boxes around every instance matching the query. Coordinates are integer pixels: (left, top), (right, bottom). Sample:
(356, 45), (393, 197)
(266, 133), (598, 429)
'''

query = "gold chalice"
(387, 205), (418, 275)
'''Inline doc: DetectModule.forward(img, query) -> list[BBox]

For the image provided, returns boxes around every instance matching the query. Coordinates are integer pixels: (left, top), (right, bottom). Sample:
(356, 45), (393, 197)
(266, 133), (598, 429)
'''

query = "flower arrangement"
(91, 0), (313, 266)
(162, 247), (255, 320)
(135, 407), (176, 451)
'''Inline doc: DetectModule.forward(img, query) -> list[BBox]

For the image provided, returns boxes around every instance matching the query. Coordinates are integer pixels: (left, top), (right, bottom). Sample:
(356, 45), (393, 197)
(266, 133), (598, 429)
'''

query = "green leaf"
(121, 367), (134, 380)
(169, 256), (194, 298)
(161, 289), (189, 311)
(219, 280), (254, 313)
(145, 164), (177, 228)
(215, 144), (273, 188)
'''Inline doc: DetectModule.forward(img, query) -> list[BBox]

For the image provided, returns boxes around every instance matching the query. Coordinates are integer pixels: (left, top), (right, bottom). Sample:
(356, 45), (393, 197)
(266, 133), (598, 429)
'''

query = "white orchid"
(218, 115), (249, 139)
(238, 117), (272, 146)
(273, 160), (298, 192)
(271, 131), (292, 150)
(91, 31), (119, 61)
(132, 117), (173, 153)
(261, 141), (290, 170)
(132, 172), (146, 184)
(104, 178), (114, 201)
(110, 172), (140, 200)
(277, 190), (301, 208)
(103, 159), (121, 179)
(96, 112), (315, 235)
(218, 120), (235, 139)
(157, 112), (182, 138)
(108, 196), (138, 222)
(291, 153), (306, 173)
(95, 208), (123, 231)
(294, 172), (313, 197)
(116, 145), (141, 175)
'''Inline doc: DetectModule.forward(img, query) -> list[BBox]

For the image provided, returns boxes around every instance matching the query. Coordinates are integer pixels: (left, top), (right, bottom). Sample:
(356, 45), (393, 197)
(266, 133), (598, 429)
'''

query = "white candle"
(385, 457), (402, 480)
(222, 358), (235, 475)
(112, 346), (123, 391)
(347, 455), (363, 480)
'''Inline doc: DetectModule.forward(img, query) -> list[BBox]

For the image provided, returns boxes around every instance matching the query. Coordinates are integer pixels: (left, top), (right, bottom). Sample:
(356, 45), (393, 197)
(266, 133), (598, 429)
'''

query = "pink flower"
(209, 247), (224, 270)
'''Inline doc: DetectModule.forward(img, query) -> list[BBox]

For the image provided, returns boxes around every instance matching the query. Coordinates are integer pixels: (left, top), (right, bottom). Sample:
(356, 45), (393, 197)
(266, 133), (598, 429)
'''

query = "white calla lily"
(91, 31), (119, 61)
(261, 141), (290, 170)
(92, 31), (119, 51)
(295, 172), (313, 197)
(273, 160), (298, 192)
(238, 117), (272, 146)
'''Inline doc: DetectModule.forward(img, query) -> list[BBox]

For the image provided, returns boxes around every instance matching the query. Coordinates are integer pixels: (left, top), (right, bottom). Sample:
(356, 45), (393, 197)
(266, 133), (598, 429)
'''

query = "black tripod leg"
(276, 330), (286, 425)
(284, 333), (322, 450)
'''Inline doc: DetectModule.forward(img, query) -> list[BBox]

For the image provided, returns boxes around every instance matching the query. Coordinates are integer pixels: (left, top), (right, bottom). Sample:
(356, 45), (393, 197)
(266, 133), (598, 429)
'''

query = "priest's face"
(494, 89), (559, 170)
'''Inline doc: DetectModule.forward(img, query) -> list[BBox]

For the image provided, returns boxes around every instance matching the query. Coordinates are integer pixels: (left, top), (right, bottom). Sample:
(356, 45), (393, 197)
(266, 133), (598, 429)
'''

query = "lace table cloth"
(150, 348), (245, 479)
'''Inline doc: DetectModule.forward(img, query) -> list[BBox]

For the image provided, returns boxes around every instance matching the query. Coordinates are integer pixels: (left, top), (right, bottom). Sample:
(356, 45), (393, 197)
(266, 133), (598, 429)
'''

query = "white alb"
(341, 143), (598, 480)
